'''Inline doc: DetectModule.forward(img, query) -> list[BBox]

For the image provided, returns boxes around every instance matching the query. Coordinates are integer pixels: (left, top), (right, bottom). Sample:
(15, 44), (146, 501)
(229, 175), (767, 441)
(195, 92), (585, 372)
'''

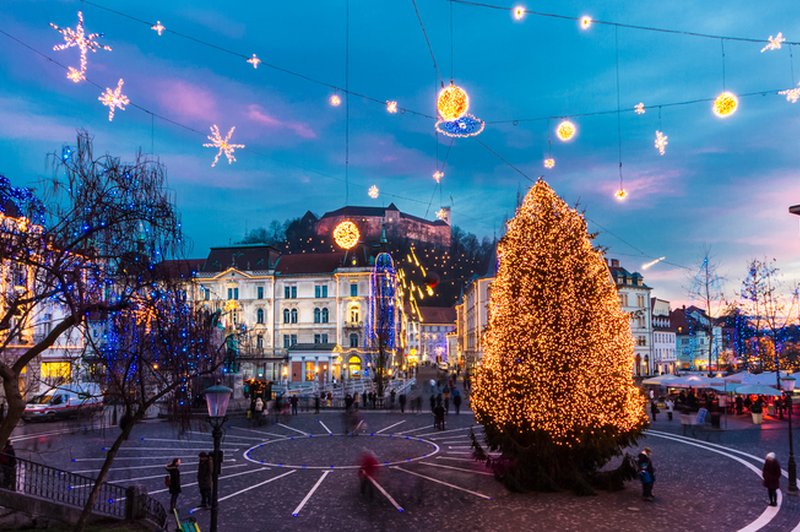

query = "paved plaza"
(8, 409), (800, 531)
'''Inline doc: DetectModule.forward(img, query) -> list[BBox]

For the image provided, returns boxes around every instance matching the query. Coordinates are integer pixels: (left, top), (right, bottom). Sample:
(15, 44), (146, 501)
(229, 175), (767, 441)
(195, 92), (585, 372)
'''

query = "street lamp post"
(783, 377), (798, 493)
(204, 384), (232, 532)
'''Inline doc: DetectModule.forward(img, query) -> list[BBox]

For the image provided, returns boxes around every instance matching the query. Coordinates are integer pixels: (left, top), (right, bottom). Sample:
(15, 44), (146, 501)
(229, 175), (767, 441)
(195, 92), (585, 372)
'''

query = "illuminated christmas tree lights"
(471, 179), (647, 492)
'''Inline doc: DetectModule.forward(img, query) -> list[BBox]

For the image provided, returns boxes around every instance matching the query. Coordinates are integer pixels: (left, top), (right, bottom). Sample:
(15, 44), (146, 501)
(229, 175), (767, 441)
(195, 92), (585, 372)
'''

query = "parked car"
(23, 383), (103, 421)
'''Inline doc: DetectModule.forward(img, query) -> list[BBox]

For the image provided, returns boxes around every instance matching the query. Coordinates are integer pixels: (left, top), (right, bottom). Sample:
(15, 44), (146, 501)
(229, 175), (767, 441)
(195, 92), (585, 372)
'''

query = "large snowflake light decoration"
(98, 78), (129, 121)
(436, 208), (448, 221)
(761, 32), (785, 53)
(779, 83), (800, 104)
(50, 11), (111, 83)
(432, 170), (444, 183)
(654, 130), (668, 156)
(386, 100), (398, 114)
(203, 125), (245, 167)
(634, 102), (646, 115)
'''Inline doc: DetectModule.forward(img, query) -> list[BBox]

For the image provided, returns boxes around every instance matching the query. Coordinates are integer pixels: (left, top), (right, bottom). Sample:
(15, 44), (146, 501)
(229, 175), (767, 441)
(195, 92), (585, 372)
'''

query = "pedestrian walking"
(253, 397), (264, 426)
(197, 452), (212, 509)
(358, 449), (379, 499)
(362, 391), (367, 408)
(165, 458), (182, 512)
(665, 398), (674, 421)
(314, 395), (320, 414)
(453, 389), (462, 415)
(650, 400), (658, 422)
(433, 403), (445, 430)
(399, 393), (407, 413)
(390, 389), (396, 410)
(637, 448), (656, 501)
(430, 394), (436, 412)
(1, 440), (16, 491)
(763, 452), (781, 506)
(290, 395), (299, 415)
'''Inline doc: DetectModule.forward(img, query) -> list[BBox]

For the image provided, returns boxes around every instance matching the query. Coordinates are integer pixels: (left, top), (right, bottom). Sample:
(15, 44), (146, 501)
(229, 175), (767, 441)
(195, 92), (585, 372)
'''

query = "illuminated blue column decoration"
(367, 252), (398, 352)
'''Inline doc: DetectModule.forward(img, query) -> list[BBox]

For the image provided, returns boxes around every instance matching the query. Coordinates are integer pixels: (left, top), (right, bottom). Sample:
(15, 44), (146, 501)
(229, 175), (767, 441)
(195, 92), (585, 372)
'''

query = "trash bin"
(710, 412), (721, 428)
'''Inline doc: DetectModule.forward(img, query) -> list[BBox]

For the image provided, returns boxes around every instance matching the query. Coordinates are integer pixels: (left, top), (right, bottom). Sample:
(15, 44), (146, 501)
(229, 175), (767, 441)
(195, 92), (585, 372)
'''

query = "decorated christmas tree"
(471, 179), (648, 493)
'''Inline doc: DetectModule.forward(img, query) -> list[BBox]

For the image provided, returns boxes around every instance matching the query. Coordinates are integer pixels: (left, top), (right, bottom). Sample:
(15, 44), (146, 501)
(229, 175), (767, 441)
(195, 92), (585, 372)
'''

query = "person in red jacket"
(762, 452), (781, 506)
(358, 449), (379, 499)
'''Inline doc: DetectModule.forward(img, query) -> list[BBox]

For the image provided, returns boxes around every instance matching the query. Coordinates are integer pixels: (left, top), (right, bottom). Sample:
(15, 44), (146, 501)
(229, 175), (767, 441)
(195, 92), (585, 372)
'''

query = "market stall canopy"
(667, 375), (726, 389)
(733, 384), (783, 397)
(642, 374), (679, 386)
(723, 371), (793, 385)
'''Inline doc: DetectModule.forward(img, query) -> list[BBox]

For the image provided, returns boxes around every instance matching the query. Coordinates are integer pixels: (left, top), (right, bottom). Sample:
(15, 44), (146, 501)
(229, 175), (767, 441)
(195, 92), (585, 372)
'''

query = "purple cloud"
(246, 104), (317, 139)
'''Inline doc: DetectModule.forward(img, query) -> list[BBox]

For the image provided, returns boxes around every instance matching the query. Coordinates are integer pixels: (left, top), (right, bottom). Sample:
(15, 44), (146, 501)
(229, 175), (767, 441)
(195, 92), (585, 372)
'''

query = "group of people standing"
(165, 451), (218, 514)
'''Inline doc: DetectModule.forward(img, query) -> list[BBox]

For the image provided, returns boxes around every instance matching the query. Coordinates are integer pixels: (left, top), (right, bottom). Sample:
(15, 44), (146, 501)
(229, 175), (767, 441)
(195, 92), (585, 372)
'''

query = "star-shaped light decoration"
(634, 102), (646, 115)
(368, 185), (379, 199)
(50, 11), (111, 83)
(151, 20), (166, 36)
(386, 100), (398, 114)
(203, 125), (245, 167)
(433, 170), (444, 183)
(247, 53), (261, 69)
(436, 208), (448, 221)
(779, 83), (800, 104)
(654, 130), (668, 156)
(98, 79), (129, 122)
(760, 32), (785, 53)
(543, 158), (555, 169)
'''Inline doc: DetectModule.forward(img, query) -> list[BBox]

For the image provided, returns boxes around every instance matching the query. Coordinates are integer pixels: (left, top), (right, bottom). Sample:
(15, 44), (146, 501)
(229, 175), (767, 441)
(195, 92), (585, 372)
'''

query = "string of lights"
(452, 0), (800, 46)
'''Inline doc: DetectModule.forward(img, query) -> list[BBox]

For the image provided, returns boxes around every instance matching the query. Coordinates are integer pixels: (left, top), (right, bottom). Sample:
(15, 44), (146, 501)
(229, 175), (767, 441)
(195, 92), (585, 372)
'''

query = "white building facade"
(650, 298), (677, 375)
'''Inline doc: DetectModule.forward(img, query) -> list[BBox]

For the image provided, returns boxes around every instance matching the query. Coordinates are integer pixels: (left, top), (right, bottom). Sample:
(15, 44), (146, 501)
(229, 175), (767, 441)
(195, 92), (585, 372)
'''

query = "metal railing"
(0, 453), (167, 529)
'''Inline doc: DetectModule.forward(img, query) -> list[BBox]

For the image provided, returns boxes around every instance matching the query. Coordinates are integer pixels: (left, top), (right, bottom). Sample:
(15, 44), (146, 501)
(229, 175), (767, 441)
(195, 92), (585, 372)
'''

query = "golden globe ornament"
(614, 188), (628, 201)
(333, 221), (360, 249)
(556, 120), (577, 142)
(437, 82), (469, 121)
(543, 158), (556, 169)
(712, 91), (738, 118)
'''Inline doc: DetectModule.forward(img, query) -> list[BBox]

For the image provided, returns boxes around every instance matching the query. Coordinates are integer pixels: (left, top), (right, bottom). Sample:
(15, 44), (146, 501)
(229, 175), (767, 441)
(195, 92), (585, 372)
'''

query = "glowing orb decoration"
(435, 114), (485, 138)
(543, 158), (555, 169)
(333, 221), (360, 249)
(203, 125), (245, 167)
(98, 78), (129, 122)
(779, 83), (800, 104)
(614, 188), (628, 201)
(437, 82), (469, 121)
(761, 32), (785, 53)
(555, 120), (577, 142)
(247, 53), (261, 69)
(386, 100), (398, 114)
(654, 130), (668, 156)
(580, 16), (592, 30)
(433, 170), (444, 183)
(513, 5), (526, 20)
(712, 91), (738, 118)
(368, 185), (379, 199)
(634, 102), (646, 115)
(151, 20), (166, 36)
(329, 94), (342, 107)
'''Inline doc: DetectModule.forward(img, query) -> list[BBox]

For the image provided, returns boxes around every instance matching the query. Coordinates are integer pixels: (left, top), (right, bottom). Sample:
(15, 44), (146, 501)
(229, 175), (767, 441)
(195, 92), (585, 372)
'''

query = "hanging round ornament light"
(543, 158), (556, 169)
(333, 221), (360, 249)
(435, 114), (485, 138)
(437, 82), (470, 121)
(614, 188), (628, 201)
(555, 120), (577, 142)
(712, 91), (738, 118)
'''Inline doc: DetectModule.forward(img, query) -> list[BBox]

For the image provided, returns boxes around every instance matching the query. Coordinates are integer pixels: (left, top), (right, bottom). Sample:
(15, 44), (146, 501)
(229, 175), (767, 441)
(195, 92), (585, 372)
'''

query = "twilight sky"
(2, 1), (800, 307)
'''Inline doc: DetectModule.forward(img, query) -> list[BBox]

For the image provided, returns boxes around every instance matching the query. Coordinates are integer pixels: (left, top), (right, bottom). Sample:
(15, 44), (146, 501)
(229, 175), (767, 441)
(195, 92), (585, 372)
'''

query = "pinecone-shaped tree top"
(472, 179), (647, 447)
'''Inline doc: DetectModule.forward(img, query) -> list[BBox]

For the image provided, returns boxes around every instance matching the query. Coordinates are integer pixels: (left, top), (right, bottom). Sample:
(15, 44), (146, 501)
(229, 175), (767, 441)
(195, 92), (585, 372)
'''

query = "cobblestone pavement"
(9, 410), (797, 532)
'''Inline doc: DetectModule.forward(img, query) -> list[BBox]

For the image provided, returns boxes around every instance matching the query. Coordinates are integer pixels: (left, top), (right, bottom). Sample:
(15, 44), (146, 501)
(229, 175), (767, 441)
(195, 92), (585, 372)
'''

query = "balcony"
(344, 321), (364, 330)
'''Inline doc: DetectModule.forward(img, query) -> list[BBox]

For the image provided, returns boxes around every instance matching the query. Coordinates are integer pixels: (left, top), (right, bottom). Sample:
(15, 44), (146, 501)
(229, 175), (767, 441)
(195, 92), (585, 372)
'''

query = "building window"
(257, 335), (264, 349)
(637, 294), (646, 308)
(321, 308), (329, 323)
(314, 334), (328, 344)
(227, 287), (239, 300)
(283, 335), (290, 348)
(283, 309), (290, 323)
(350, 283), (358, 297)
(315, 285), (328, 298)
(348, 355), (361, 378)
(314, 308), (321, 324)
(637, 336), (647, 347)
(284, 285), (297, 299)
(256, 308), (264, 324)
(618, 293), (627, 307)
(349, 333), (359, 348)
(292, 334), (297, 346)
(290, 309), (298, 324)
(257, 286), (264, 299)
(204, 288), (210, 301)
(350, 307), (359, 324)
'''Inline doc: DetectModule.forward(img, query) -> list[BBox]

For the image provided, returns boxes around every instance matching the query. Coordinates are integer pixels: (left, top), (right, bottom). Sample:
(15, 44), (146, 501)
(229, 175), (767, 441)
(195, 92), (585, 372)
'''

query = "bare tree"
(688, 250), (726, 375)
(0, 130), (181, 448)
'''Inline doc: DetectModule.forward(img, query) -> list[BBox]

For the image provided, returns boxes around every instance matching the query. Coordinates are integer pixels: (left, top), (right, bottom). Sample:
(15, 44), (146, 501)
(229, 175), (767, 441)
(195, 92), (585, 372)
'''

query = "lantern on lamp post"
(781, 377), (798, 493)
(204, 384), (232, 532)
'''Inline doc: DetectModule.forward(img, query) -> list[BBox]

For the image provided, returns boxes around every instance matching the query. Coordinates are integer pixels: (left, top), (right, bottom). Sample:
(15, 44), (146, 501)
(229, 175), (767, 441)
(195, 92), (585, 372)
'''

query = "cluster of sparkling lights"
(432, 170), (444, 183)
(151, 20), (166, 36)
(50, 11), (111, 83)
(471, 180), (647, 447)
(580, 16), (592, 30)
(329, 94), (342, 107)
(543, 158), (555, 169)
(634, 102), (646, 115)
(555, 120), (577, 142)
(437, 82), (469, 121)
(202, 125), (245, 167)
(779, 83), (800, 104)
(712, 91), (739, 118)
(512, 5), (526, 21)
(386, 100), (398, 114)
(332, 220), (360, 249)
(760, 32), (785, 53)
(98, 78), (129, 122)
(435, 208), (448, 221)
(654, 130), (668, 156)
(368, 185), (379, 199)
(615, 188), (628, 201)
(247, 53), (262, 69)
(435, 114), (485, 138)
